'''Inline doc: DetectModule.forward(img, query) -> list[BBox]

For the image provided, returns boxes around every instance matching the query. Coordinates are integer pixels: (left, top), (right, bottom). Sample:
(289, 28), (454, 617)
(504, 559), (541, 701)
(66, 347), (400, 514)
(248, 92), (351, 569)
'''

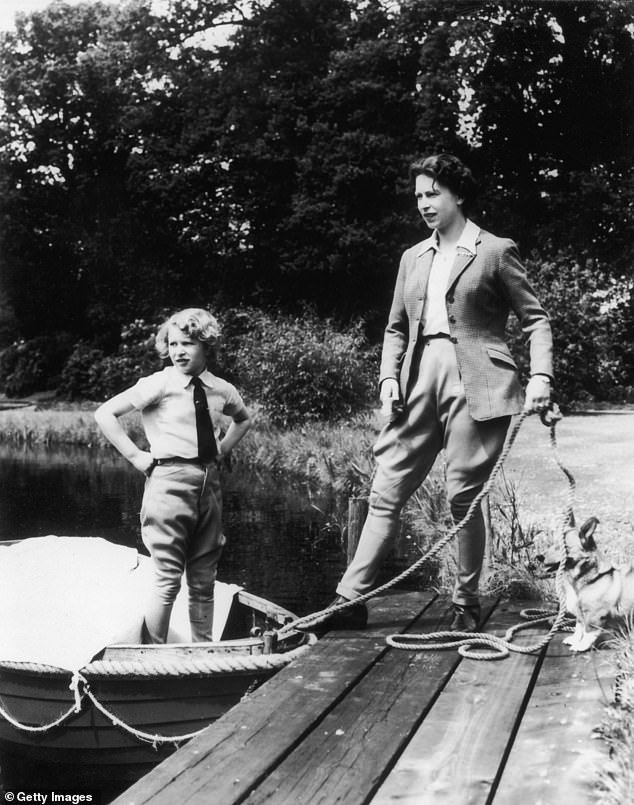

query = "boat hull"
(0, 590), (310, 785)
(0, 666), (268, 761)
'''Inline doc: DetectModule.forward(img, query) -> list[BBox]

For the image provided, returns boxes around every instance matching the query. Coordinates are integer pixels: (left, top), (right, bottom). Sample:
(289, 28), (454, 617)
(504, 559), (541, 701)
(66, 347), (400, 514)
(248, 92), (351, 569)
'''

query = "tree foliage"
(218, 306), (378, 426)
(0, 0), (632, 404)
(506, 250), (632, 407)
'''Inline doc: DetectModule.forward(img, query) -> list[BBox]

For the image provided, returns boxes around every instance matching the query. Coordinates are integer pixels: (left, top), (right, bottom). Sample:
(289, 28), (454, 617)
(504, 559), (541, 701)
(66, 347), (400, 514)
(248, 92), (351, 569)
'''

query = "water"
(0, 444), (349, 617)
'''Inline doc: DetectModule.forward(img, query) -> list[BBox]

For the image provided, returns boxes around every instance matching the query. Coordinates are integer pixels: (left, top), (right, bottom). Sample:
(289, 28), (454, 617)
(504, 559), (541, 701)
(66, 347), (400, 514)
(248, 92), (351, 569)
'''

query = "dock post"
(482, 494), (494, 571)
(346, 496), (368, 565)
(263, 631), (278, 654)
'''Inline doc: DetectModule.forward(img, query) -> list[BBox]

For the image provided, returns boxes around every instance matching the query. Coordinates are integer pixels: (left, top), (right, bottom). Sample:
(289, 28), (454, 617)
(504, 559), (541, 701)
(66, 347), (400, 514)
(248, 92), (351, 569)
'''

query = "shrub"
(506, 249), (632, 407)
(58, 343), (107, 399)
(60, 319), (162, 400)
(0, 334), (74, 397)
(218, 307), (378, 427)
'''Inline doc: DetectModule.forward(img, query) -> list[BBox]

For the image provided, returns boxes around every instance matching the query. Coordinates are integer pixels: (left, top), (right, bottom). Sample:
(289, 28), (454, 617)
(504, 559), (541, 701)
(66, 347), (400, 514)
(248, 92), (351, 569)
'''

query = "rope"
(81, 639), (313, 677)
(79, 674), (207, 747)
(0, 672), (85, 734)
(0, 634), (314, 678)
(280, 408), (533, 635)
(280, 405), (576, 662)
(0, 636), (316, 739)
(0, 672), (197, 746)
(390, 405), (575, 659)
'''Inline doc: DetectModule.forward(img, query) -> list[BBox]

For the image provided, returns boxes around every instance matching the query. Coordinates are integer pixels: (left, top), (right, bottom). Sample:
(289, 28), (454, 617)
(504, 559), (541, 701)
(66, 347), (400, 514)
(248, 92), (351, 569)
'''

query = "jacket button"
(449, 315), (456, 323)
(450, 336), (458, 344)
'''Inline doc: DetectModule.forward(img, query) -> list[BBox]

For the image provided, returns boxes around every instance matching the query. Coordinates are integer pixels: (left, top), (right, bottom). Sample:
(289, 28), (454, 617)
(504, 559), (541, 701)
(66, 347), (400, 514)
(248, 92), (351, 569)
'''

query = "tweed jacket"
(379, 227), (553, 421)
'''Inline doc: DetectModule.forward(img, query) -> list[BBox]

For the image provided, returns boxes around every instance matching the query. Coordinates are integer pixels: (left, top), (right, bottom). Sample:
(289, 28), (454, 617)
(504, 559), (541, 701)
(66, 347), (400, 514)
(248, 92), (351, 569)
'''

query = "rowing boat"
(0, 538), (313, 786)
(0, 588), (312, 786)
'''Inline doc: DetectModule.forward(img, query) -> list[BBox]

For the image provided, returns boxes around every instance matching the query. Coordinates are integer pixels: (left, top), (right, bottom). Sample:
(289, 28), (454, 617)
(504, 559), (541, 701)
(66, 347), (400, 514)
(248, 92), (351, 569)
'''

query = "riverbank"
(1, 401), (632, 556)
(0, 402), (377, 490)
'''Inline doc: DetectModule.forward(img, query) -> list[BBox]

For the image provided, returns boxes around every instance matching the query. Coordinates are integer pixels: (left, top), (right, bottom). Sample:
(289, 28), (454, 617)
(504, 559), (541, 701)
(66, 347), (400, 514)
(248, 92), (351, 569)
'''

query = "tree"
(0, 0), (632, 402)
(460, 0), (634, 260)
(0, 0), (258, 342)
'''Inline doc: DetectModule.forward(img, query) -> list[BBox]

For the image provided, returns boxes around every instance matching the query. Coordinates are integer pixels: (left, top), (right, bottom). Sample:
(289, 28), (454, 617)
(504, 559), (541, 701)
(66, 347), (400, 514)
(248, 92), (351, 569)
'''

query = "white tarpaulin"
(0, 535), (241, 671)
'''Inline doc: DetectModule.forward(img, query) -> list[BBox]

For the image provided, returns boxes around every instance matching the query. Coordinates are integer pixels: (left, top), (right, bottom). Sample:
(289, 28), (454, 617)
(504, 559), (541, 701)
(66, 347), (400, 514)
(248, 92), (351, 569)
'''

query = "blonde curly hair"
(155, 308), (221, 359)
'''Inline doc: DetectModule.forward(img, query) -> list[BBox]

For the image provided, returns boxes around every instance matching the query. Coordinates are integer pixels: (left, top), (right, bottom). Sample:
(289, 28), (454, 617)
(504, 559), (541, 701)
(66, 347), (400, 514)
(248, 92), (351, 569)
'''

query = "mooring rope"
(79, 674), (208, 746)
(0, 672), (198, 744)
(280, 405), (576, 661)
(280, 408), (533, 635)
(0, 694), (80, 734)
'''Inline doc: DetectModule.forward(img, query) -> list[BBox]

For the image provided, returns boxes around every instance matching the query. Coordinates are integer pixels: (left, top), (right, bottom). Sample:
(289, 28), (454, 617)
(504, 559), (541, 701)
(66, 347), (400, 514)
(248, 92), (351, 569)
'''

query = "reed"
(0, 406), (380, 489)
(0, 407), (144, 447)
(236, 409), (379, 492)
(595, 623), (634, 804)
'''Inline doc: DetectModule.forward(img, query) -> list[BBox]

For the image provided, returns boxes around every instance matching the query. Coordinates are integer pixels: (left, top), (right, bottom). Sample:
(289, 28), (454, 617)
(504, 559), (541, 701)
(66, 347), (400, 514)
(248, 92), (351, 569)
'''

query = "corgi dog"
(537, 517), (634, 652)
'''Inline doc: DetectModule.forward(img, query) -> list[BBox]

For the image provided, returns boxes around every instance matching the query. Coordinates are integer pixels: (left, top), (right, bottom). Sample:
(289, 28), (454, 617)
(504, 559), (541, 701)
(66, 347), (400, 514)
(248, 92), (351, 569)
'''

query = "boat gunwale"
(0, 589), (312, 679)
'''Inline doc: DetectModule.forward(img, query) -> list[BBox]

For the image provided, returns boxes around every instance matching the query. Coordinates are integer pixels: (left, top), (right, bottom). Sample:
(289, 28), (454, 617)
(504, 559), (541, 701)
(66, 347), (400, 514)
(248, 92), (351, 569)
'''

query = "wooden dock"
(112, 592), (615, 805)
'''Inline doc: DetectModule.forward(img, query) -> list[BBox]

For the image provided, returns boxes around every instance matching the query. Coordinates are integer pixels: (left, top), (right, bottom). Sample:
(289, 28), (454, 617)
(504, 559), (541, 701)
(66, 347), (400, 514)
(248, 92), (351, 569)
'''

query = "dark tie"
(192, 376), (218, 462)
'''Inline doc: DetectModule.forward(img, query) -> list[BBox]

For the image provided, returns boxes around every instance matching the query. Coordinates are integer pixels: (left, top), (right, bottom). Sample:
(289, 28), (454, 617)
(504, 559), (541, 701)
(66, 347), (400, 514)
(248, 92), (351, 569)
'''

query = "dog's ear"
(579, 516), (599, 550)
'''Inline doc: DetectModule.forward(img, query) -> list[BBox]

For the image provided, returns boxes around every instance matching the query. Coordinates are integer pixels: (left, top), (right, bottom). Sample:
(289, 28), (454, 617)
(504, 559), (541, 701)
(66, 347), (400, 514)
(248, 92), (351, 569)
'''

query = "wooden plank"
(371, 599), (546, 805)
(111, 590), (436, 805)
(234, 599), (499, 805)
(492, 632), (615, 805)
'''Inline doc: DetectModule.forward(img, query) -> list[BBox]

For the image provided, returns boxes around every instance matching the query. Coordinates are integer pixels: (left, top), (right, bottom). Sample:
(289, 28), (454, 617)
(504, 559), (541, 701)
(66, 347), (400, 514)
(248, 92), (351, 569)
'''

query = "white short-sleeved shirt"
(128, 366), (248, 460)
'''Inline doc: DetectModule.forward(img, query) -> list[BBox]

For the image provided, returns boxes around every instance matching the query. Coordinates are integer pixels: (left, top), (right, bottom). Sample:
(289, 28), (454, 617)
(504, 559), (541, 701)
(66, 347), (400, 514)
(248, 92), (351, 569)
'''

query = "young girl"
(95, 308), (251, 643)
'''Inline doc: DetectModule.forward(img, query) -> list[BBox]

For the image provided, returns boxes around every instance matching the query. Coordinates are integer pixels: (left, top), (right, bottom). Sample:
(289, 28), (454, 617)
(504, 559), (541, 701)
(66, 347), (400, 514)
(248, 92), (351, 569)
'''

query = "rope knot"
(69, 672), (87, 713)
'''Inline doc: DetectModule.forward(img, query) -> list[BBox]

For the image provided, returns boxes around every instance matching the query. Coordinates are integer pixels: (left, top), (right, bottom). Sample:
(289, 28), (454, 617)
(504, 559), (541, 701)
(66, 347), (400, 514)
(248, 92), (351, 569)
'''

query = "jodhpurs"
(337, 339), (510, 606)
(140, 461), (224, 643)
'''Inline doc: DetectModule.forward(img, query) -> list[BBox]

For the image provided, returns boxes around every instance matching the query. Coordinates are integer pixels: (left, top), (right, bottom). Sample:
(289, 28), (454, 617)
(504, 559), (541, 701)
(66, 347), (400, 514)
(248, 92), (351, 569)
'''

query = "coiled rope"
(281, 406), (575, 661)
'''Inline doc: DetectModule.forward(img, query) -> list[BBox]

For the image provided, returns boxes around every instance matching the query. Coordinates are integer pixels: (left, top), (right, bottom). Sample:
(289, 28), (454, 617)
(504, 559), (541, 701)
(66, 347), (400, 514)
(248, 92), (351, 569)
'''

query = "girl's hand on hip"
(132, 450), (155, 475)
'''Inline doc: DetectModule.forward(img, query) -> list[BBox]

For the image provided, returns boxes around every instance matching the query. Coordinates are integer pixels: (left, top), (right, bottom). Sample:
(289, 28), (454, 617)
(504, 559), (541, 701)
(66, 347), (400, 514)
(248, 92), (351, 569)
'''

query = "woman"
(315, 153), (552, 632)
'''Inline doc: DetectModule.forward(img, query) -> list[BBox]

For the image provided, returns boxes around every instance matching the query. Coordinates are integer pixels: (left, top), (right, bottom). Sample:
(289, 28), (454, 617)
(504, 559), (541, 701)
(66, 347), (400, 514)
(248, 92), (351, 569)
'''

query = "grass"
(236, 407), (379, 494)
(595, 625), (634, 804)
(0, 403), (142, 448)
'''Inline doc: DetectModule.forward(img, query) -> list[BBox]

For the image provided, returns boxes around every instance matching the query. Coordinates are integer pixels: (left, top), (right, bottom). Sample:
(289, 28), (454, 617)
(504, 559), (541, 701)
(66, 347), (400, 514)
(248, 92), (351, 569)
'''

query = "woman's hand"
(380, 378), (401, 421)
(523, 374), (551, 412)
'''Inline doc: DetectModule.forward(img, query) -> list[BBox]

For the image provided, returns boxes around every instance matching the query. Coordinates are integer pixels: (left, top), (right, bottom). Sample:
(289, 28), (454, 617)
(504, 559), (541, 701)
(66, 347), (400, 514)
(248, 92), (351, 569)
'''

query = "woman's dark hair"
(409, 153), (478, 212)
